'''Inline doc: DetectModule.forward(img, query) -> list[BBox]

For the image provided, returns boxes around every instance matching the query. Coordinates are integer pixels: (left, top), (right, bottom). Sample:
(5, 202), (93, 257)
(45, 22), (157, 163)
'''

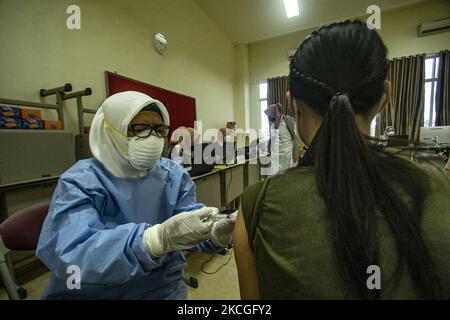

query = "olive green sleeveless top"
(241, 167), (450, 299)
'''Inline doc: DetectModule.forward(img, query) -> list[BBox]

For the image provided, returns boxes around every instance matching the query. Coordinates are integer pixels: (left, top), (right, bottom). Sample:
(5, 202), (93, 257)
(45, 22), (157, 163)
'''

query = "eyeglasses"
(128, 124), (171, 138)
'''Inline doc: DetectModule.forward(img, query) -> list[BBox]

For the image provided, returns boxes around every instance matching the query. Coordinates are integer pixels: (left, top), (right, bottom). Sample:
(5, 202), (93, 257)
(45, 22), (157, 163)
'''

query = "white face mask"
(127, 135), (164, 171)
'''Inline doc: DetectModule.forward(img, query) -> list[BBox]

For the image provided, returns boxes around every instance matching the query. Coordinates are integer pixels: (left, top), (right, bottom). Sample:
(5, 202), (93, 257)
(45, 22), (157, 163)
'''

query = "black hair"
(141, 102), (163, 121)
(289, 20), (442, 299)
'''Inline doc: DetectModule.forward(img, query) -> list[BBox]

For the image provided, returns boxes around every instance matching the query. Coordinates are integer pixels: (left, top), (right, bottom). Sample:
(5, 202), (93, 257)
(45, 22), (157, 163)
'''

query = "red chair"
(0, 201), (50, 300)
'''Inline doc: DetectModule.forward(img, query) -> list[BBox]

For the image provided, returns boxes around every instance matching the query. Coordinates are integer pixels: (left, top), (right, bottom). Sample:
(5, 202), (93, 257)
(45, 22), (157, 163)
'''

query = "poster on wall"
(105, 71), (197, 135)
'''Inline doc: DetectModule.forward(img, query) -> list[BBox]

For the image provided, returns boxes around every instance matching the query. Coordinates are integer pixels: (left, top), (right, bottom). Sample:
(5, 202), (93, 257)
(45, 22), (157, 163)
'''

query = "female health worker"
(36, 91), (235, 299)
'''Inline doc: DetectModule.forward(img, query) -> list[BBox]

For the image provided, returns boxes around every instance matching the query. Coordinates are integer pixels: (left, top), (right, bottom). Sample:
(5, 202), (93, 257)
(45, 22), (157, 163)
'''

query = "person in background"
(169, 126), (200, 165)
(234, 20), (450, 299)
(379, 125), (396, 146)
(384, 126), (396, 136)
(265, 103), (301, 174)
(213, 128), (235, 164)
(218, 127), (234, 144)
(37, 91), (235, 299)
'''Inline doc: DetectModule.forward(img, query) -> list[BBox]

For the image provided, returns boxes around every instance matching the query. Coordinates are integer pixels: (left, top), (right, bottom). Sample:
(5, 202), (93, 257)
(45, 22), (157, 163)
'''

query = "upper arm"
(174, 170), (203, 213)
(37, 177), (159, 283)
(234, 207), (261, 300)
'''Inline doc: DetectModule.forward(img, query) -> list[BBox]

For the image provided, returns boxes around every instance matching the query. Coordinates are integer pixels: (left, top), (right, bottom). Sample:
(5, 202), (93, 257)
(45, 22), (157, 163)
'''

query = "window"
(371, 55), (440, 136)
(259, 82), (269, 139)
(370, 116), (377, 137)
(423, 56), (440, 127)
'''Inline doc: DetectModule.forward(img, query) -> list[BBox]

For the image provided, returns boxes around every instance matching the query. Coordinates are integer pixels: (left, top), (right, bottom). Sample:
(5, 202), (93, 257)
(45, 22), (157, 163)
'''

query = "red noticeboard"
(105, 72), (196, 135)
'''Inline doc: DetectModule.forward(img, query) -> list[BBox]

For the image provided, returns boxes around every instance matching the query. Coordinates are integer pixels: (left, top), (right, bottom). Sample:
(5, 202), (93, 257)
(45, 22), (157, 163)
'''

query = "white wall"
(0, 0), (236, 134)
(248, 0), (450, 132)
(1, 0), (449, 136)
(233, 44), (250, 131)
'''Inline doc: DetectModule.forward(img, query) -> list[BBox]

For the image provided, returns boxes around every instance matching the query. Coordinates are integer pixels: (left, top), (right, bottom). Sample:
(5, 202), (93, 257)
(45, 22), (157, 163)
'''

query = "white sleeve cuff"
(143, 224), (164, 257)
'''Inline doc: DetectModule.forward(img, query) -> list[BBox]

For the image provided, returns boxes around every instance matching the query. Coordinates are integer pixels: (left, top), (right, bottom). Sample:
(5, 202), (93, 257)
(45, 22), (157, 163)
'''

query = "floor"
(0, 249), (240, 300)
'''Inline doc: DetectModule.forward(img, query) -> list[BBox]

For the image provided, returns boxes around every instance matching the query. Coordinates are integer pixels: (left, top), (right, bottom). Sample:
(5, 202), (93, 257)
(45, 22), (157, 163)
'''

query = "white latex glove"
(143, 207), (219, 257)
(210, 211), (237, 247)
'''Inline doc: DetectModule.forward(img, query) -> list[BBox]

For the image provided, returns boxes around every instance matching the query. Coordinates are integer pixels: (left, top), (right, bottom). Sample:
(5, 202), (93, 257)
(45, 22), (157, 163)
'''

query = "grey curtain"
(377, 54), (425, 143)
(267, 76), (295, 117)
(435, 50), (450, 126)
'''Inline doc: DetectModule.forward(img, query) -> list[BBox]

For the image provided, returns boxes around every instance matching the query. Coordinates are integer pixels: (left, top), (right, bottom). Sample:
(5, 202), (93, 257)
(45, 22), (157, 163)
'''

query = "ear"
(379, 80), (391, 113)
(371, 81), (391, 118)
(286, 91), (297, 115)
(286, 91), (292, 107)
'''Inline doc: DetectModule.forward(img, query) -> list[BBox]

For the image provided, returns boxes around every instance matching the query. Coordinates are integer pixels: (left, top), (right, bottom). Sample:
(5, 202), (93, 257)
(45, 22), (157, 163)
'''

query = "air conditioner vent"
(418, 17), (450, 37)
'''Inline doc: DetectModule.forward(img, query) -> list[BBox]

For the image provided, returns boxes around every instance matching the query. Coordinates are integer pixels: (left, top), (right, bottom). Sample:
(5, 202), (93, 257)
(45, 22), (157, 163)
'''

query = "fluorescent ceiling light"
(283, 0), (299, 18)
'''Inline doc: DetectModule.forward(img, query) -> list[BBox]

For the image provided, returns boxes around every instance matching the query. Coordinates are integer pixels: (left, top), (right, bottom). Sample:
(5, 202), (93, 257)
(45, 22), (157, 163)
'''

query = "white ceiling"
(195, 0), (425, 44)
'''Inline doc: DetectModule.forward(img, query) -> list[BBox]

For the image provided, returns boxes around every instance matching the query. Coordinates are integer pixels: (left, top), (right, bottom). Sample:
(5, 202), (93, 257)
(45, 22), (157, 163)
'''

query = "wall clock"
(153, 33), (168, 55)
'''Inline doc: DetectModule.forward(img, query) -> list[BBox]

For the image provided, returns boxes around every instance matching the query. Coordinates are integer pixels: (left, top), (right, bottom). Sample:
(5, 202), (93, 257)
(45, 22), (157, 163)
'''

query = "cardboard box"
(0, 106), (20, 118)
(0, 116), (22, 129)
(43, 120), (63, 130)
(22, 119), (44, 130)
(20, 108), (42, 120)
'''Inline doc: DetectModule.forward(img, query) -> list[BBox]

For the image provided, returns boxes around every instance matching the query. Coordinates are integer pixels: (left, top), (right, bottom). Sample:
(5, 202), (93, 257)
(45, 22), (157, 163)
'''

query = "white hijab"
(89, 91), (170, 178)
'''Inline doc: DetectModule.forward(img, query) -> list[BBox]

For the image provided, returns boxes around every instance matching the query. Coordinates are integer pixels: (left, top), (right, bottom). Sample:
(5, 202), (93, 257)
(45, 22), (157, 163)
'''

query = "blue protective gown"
(36, 157), (221, 299)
